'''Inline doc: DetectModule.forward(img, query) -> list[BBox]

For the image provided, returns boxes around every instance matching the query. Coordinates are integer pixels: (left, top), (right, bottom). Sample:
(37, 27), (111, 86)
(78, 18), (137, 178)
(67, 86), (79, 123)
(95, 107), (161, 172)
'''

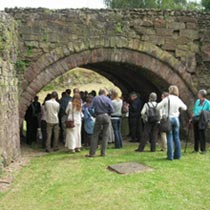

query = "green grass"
(0, 144), (210, 210)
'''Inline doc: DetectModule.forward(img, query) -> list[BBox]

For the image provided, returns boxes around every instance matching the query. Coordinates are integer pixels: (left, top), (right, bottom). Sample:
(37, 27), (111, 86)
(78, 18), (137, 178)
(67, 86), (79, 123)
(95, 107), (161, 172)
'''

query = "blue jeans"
(111, 118), (123, 148)
(167, 117), (181, 160)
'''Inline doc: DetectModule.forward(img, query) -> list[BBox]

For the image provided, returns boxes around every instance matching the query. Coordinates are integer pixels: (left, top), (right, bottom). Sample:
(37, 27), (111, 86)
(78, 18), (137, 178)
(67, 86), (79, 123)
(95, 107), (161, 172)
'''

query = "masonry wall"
(0, 12), (20, 173)
(5, 8), (210, 96)
(0, 8), (210, 170)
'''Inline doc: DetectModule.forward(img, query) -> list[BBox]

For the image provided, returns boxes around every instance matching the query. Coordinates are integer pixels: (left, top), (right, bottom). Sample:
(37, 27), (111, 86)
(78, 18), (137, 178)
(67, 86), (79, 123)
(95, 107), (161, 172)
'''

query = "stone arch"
(19, 37), (195, 123)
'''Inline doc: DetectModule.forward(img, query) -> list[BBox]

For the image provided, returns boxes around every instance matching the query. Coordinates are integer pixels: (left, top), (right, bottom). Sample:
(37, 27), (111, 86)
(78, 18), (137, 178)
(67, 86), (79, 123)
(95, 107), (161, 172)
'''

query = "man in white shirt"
(45, 91), (60, 152)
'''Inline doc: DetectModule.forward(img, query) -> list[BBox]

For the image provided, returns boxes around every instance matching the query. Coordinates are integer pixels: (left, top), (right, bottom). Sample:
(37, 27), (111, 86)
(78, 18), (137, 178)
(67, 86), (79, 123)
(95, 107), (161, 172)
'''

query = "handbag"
(65, 103), (75, 129)
(159, 98), (171, 133)
(192, 100), (206, 123)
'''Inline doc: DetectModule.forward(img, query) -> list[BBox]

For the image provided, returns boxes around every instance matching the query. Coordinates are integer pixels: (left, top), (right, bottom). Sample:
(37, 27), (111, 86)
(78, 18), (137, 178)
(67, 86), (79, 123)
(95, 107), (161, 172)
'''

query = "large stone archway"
(2, 8), (210, 169)
(19, 38), (195, 124)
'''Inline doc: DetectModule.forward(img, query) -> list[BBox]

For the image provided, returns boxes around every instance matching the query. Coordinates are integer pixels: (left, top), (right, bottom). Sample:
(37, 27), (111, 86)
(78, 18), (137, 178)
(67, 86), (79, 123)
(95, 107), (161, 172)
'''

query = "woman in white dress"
(65, 93), (82, 153)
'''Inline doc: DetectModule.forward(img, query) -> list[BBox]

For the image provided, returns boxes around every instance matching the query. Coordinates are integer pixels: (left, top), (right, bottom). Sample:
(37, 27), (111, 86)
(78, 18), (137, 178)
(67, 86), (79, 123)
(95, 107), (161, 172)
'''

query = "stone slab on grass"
(108, 162), (153, 175)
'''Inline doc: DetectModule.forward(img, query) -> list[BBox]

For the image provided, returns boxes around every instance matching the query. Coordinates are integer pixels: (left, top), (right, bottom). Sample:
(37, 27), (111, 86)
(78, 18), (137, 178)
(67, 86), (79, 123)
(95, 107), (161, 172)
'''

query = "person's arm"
(44, 102), (48, 112)
(179, 99), (187, 111)
(207, 100), (210, 111)
(57, 103), (60, 114)
(193, 100), (197, 116)
(89, 98), (96, 117)
(141, 104), (147, 116)
(90, 98), (95, 110)
(109, 100), (114, 114)
(157, 98), (167, 110)
(65, 102), (70, 115)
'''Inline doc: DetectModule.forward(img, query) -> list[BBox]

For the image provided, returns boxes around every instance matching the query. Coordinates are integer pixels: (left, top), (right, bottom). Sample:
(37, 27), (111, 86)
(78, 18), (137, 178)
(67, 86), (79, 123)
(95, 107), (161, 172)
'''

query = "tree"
(202, 0), (210, 10)
(104, 0), (201, 10)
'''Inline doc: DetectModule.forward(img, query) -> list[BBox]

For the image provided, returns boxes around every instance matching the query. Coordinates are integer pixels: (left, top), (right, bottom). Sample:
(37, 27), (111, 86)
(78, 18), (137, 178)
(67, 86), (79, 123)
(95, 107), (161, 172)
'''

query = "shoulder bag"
(159, 98), (171, 133)
(65, 103), (75, 129)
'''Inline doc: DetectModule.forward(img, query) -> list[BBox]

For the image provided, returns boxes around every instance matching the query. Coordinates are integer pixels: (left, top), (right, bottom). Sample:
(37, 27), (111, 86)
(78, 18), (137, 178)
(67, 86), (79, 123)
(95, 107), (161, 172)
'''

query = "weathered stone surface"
(108, 162), (153, 175)
(167, 21), (185, 30)
(156, 28), (173, 36)
(186, 22), (197, 29)
(201, 45), (210, 61)
(154, 18), (166, 28)
(0, 13), (20, 174)
(180, 29), (199, 40)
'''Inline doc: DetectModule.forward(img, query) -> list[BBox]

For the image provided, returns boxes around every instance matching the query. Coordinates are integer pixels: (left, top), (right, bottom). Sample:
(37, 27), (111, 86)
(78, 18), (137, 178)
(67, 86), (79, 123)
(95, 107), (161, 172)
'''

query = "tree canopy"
(202, 0), (210, 10)
(104, 0), (202, 10)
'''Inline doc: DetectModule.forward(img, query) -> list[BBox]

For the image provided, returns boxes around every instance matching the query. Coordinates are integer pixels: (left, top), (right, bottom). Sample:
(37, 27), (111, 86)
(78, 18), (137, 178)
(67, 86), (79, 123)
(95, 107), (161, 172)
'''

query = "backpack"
(147, 103), (159, 123)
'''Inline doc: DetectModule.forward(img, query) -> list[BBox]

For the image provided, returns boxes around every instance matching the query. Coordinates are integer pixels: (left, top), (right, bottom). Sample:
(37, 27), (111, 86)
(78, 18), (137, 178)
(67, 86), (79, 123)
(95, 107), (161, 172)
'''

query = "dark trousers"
(26, 118), (38, 145)
(90, 114), (111, 156)
(41, 120), (47, 148)
(193, 120), (206, 152)
(111, 118), (123, 148)
(138, 122), (158, 152)
(83, 131), (92, 147)
(130, 116), (142, 141)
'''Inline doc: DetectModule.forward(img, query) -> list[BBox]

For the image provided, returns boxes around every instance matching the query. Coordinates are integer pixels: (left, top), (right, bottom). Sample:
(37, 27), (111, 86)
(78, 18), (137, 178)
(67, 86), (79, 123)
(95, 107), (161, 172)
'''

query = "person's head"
(34, 96), (39, 102)
(80, 91), (84, 97)
(169, 85), (179, 96)
(111, 90), (119, 100)
(43, 94), (51, 105)
(149, 92), (157, 102)
(73, 88), (80, 95)
(86, 95), (93, 106)
(130, 92), (138, 101)
(72, 93), (82, 111)
(98, 89), (106, 96)
(91, 90), (97, 97)
(62, 92), (67, 98)
(66, 89), (71, 96)
(198, 89), (207, 100)
(51, 91), (58, 99)
(84, 91), (88, 96)
(161, 91), (169, 100)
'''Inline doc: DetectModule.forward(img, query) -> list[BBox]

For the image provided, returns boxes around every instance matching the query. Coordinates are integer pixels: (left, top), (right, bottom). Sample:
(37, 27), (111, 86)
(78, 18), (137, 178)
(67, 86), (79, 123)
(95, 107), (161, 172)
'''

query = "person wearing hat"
(136, 92), (160, 152)
(192, 89), (210, 154)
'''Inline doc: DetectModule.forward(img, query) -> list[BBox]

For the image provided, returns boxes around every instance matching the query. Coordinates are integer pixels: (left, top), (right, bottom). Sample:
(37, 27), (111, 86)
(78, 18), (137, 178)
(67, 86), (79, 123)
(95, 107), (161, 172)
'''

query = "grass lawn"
(0, 143), (210, 210)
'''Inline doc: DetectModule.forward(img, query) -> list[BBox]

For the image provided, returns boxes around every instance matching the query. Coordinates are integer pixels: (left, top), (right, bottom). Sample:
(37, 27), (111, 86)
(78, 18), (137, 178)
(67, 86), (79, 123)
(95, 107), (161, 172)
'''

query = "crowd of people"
(24, 85), (210, 161)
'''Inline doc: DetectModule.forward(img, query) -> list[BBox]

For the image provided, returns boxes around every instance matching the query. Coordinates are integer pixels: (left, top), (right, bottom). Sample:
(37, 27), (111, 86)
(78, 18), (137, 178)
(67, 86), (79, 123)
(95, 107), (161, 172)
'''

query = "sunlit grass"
(0, 143), (210, 210)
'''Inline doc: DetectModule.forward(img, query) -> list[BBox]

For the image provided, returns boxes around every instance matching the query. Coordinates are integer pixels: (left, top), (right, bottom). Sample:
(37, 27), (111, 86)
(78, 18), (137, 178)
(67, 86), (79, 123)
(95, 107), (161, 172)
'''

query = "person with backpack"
(135, 92), (160, 152)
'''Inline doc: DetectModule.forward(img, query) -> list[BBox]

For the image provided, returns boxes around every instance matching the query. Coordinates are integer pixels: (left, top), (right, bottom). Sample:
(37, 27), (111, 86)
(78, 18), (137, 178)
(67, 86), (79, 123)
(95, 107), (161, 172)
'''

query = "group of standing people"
(25, 88), (124, 156)
(132, 86), (187, 160)
(133, 86), (210, 160)
(25, 84), (210, 161)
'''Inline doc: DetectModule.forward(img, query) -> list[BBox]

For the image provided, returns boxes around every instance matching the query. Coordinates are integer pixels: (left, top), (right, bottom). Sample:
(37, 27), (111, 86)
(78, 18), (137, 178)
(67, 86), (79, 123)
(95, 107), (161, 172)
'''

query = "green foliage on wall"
(202, 0), (210, 10)
(15, 60), (29, 72)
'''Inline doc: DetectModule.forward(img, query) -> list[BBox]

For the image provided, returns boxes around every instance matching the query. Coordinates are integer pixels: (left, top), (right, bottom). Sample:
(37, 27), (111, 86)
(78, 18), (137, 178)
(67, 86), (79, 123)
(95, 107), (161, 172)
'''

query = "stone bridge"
(0, 8), (210, 168)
